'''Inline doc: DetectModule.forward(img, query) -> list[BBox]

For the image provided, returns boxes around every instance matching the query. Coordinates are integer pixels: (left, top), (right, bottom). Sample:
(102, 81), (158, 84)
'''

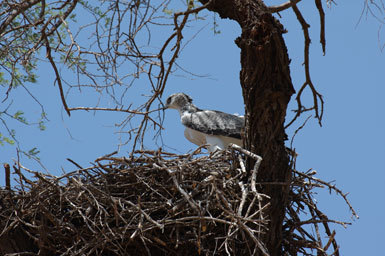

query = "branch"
(285, 1), (324, 128)
(293, 169), (359, 219)
(68, 106), (160, 115)
(43, 32), (71, 117)
(268, 0), (302, 13)
(0, 0), (42, 35)
(315, 0), (326, 54)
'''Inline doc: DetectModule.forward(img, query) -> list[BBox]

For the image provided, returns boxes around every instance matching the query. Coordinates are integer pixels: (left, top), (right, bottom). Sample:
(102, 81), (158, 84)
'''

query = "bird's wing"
(181, 110), (244, 139)
(184, 127), (206, 146)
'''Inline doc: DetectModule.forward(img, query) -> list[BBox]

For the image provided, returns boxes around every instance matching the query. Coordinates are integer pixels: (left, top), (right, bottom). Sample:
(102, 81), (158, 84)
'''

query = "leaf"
(0, 133), (15, 146)
(13, 111), (28, 124)
(27, 147), (40, 158)
(163, 8), (174, 15)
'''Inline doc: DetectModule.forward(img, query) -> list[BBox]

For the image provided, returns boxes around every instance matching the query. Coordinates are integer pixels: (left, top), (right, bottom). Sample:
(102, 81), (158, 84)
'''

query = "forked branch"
(285, 1), (325, 128)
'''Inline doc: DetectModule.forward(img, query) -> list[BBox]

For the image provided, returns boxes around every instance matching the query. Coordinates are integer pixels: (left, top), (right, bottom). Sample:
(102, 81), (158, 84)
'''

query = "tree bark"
(200, 1), (295, 255)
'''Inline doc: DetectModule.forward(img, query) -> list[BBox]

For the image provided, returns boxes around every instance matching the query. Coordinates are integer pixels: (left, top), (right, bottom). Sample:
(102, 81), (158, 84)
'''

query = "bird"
(165, 93), (244, 152)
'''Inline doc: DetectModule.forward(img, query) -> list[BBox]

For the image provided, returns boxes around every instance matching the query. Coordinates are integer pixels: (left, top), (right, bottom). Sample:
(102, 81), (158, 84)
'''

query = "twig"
(293, 169), (359, 219)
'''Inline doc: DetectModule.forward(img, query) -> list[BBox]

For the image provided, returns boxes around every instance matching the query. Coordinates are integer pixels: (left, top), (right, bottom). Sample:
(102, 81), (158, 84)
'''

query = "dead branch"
(285, 1), (325, 128)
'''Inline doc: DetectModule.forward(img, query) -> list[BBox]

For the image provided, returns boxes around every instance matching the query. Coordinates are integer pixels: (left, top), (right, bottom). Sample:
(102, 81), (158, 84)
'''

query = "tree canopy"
(2, 0), (381, 255)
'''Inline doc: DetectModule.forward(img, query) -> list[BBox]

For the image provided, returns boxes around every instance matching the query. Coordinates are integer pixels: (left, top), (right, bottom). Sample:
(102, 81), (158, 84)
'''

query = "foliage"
(0, 0), (211, 151)
(0, 132), (14, 146)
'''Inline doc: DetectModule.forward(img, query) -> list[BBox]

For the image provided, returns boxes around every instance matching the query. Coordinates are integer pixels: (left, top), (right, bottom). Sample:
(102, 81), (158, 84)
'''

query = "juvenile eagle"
(165, 93), (244, 152)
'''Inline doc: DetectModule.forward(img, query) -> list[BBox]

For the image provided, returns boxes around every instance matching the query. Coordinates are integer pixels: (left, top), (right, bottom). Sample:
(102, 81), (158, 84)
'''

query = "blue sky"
(1, 1), (384, 255)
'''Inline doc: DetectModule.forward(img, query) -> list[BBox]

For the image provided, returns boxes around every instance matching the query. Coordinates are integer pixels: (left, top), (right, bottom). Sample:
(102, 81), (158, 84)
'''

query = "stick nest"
(0, 147), (357, 256)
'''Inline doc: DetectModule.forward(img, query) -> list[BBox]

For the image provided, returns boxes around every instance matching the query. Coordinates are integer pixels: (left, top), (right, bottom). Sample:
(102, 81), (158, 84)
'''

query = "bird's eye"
(166, 97), (171, 105)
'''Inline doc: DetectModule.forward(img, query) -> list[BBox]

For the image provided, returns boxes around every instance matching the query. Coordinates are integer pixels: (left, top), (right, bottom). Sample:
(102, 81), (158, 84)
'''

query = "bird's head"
(164, 93), (193, 110)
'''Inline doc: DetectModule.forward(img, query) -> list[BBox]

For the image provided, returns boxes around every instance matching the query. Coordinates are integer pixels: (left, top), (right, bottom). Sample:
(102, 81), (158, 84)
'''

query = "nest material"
(0, 146), (357, 256)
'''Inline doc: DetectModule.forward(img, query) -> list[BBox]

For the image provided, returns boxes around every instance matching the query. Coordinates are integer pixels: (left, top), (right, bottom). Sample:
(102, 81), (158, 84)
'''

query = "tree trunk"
(200, 1), (295, 255)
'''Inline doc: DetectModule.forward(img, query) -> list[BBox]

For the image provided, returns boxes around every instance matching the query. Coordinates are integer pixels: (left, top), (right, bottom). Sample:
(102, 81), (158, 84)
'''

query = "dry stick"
(251, 156), (263, 195)
(158, 164), (201, 214)
(290, 115), (312, 150)
(287, 212), (319, 250)
(293, 169), (359, 219)
(228, 198), (268, 255)
(229, 144), (266, 238)
(323, 230), (336, 252)
(297, 217), (350, 227)
(245, 195), (258, 218)
(238, 182), (247, 216)
(68, 106), (160, 116)
(126, 200), (164, 229)
(214, 184), (268, 255)
(229, 144), (263, 195)
(306, 193), (324, 250)
(4, 163), (10, 191)
(313, 206), (340, 256)
(13, 165), (34, 187)
(230, 144), (261, 160)
(238, 154), (247, 173)
(66, 158), (83, 169)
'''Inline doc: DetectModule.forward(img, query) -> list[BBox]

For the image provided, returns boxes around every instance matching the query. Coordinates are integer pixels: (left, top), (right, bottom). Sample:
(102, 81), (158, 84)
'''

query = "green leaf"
(13, 111), (28, 124)
(27, 147), (40, 158)
(0, 133), (15, 146)
(163, 8), (174, 15)
(187, 0), (195, 10)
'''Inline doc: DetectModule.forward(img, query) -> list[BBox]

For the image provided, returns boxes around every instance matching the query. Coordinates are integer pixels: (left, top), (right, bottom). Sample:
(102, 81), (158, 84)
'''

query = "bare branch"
(268, 0), (302, 13)
(285, 1), (324, 128)
(315, 0), (326, 54)
(43, 32), (71, 117)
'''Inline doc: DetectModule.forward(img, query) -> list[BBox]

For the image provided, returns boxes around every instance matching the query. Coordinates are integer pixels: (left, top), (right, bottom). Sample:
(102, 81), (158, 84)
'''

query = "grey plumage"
(181, 109), (243, 139)
(165, 93), (244, 151)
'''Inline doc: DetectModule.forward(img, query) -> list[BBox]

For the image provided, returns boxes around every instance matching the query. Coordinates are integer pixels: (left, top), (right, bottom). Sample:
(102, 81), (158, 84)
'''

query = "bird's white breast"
(184, 127), (243, 152)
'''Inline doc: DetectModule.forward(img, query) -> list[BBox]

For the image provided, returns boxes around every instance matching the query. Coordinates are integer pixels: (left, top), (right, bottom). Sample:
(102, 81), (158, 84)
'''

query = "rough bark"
(200, 0), (295, 255)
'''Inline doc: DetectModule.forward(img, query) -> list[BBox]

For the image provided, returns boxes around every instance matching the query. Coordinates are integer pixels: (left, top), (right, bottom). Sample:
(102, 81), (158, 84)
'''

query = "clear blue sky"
(1, 1), (384, 255)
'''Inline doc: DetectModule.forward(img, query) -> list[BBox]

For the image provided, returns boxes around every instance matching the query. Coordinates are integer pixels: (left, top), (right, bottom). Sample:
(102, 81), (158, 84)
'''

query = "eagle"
(165, 93), (244, 152)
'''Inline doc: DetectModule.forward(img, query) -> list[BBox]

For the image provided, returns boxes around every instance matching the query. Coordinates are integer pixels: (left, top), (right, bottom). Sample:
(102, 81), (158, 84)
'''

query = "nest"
(0, 146), (357, 255)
